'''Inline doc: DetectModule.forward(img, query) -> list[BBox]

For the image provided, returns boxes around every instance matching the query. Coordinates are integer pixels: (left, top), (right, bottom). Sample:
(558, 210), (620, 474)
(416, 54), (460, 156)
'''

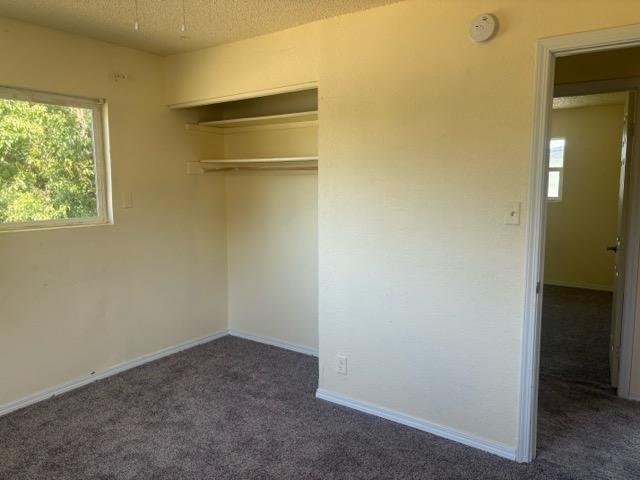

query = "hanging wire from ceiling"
(180, 0), (187, 33)
(132, 0), (190, 36)
(133, 0), (139, 31)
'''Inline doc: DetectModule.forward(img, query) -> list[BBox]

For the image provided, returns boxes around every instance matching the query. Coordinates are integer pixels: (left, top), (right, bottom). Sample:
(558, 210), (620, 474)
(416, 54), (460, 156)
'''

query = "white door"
(610, 91), (635, 388)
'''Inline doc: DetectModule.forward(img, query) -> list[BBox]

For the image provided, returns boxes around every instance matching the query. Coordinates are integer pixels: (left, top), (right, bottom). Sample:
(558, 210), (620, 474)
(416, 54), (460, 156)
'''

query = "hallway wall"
(545, 103), (624, 290)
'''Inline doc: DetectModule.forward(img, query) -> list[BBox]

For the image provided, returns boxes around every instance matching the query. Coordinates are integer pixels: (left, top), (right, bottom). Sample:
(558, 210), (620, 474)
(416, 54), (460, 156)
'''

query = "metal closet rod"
(204, 166), (318, 172)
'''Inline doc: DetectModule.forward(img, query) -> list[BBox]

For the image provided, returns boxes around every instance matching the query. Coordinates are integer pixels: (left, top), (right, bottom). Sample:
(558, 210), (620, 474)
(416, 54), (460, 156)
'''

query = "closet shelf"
(187, 156), (318, 174)
(201, 156), (317, 164)
(198, 111), (318, 128)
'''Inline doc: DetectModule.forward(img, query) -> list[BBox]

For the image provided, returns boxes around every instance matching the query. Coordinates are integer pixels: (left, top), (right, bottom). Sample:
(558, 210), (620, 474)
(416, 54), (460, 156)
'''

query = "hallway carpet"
(1, 334), (639, 479)
(540, 285), (613, 387)
(537, 285), (640, 479)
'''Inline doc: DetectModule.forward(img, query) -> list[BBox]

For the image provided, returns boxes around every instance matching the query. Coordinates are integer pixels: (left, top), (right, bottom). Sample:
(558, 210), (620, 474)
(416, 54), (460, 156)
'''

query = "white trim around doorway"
(518, 23), (640, 463)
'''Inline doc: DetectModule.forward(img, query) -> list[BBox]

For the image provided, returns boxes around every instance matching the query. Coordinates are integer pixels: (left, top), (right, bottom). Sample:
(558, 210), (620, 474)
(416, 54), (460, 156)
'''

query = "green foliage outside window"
(0, 98), (98, 224)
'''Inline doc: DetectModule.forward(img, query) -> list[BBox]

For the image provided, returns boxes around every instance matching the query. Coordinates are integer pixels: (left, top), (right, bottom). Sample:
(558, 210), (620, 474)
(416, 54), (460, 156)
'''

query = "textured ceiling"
(553, 92), (627, 110)
(0, 0), (401, 55)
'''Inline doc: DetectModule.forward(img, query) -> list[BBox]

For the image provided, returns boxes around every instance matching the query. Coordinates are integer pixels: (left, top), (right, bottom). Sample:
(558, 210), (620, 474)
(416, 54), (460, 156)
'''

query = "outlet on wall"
(336, 354), (348, 375)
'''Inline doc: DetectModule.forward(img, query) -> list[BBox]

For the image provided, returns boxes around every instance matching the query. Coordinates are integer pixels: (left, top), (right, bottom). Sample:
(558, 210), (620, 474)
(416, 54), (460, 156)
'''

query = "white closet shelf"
(187, 156), (318, 174)
(202, 156), (317, 164)
(198, 111), (318, 128)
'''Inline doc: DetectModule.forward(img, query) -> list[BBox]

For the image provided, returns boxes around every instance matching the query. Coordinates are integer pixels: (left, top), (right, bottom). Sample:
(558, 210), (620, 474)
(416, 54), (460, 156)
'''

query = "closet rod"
(203, 166), (317, 173)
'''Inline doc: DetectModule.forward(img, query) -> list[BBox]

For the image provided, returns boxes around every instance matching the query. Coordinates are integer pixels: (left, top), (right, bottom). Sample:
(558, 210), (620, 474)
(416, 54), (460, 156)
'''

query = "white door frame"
(517, 23), (640, 463)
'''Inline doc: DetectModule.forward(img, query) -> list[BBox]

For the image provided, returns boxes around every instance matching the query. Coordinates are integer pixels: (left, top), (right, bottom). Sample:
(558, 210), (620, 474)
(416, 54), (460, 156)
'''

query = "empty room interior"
(1, 1), (640, 479)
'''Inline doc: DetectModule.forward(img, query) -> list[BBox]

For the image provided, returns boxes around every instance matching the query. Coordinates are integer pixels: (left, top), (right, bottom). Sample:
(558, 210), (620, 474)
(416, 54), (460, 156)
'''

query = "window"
(548, 138), (565, 200)
(0, 86), (110, 232)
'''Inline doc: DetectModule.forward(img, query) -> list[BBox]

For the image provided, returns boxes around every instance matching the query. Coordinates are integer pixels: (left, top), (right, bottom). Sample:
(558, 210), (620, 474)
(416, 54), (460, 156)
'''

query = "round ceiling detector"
(469, 14), (497, 43)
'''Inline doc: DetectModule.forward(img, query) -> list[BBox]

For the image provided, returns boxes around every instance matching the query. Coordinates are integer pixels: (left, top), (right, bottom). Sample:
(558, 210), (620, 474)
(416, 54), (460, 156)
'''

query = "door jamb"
(554, 76), (640, 97)
(618, 92), (640, 400)
(517, 24), (640, 463)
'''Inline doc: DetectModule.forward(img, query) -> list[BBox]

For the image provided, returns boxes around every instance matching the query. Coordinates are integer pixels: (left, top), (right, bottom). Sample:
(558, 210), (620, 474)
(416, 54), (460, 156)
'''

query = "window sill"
(0, 217), (113, 234)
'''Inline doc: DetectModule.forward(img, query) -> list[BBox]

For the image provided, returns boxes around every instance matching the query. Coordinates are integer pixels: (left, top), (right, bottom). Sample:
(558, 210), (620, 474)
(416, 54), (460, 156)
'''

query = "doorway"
(518, 28), (640, 464)
(541, 91), (630, 390)
(535, 89), (640, 473)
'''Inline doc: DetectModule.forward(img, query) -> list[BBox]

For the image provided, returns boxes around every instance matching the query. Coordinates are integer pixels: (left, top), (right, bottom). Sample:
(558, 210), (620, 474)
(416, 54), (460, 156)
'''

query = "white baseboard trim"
(228, 329), (318, 357)
(315, 388), (516, 461)
(0, 329), (229, 418)
(544, 280), (613, 292)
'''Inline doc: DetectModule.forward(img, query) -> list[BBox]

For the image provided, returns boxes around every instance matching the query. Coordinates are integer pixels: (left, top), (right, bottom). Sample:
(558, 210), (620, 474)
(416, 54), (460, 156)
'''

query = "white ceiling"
(553, 92), (628, 110)
(0, 0), (401, 55)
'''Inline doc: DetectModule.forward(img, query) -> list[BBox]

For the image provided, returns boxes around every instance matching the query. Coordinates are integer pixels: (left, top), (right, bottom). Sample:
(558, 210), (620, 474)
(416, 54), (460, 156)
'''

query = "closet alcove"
(182, 88), (319, 354)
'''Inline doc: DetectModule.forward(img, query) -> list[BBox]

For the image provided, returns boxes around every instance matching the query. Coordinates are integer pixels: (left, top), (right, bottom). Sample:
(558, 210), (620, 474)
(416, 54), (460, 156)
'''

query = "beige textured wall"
(164, 25), (319, 107)
(224, 125), (317, 160)
(225, 174), (318, 350)
(223, 124), (319, 350)
(0, 17), (228, 407)
(163, 0), (640, 450)
(545, 104), (624, 290)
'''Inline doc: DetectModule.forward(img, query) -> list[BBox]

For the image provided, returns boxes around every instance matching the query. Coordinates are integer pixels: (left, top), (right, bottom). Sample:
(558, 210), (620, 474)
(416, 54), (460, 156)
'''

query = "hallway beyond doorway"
(540, 285), (612, 387)
(537, 285), (640, 478)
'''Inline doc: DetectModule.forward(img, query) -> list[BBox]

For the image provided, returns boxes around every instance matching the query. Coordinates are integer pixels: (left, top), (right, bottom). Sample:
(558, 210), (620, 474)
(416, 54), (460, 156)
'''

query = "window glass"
(0, 88), (109, 231)
(549, 138), (565, 168)
(548, 170), (561, 199)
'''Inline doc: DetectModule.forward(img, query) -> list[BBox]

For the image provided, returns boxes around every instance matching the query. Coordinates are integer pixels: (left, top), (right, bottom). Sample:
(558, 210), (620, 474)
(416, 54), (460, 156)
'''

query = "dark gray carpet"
(0, 330), (638, 479)
(536, 285), (640, 480)
(540, 285), (613, 387)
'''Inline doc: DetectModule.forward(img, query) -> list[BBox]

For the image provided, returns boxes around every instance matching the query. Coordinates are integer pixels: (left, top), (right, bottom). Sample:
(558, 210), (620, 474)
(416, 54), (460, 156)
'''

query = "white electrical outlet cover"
(469, 14), (497, 43)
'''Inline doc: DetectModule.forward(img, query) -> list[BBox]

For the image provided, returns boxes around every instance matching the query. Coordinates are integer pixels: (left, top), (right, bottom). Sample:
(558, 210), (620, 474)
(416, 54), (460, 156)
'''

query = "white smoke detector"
(469, 14), (497, 43)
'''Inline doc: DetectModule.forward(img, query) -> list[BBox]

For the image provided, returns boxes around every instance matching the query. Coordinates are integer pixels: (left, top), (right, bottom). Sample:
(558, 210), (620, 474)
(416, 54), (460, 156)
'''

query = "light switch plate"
(336, 354), (347, 375)
(504, 201), (521, 225)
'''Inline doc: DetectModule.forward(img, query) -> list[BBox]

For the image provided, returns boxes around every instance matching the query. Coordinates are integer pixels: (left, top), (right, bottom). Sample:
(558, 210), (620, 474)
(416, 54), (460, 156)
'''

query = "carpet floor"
(1, 289), (639, 479)
(536, 285), (640, 480)
(540, 285), (613, 387)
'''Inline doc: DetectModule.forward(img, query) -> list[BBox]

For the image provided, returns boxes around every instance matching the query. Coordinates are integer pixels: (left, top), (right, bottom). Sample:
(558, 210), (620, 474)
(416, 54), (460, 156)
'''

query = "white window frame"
(547, 137), (565, 201)
(0, 85), (112, 233)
